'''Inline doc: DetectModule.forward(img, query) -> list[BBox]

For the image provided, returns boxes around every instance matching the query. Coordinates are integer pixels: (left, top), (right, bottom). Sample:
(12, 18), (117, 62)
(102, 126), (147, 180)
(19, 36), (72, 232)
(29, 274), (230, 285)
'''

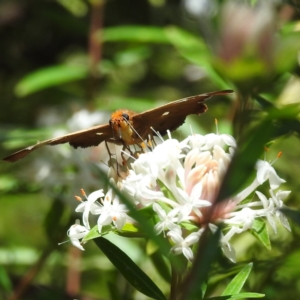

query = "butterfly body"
(2, 90), (233, 162)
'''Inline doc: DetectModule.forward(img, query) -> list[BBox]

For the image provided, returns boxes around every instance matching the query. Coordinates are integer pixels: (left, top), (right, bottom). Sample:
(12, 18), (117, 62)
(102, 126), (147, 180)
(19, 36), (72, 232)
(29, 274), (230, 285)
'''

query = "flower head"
(69, 130), (291, 263)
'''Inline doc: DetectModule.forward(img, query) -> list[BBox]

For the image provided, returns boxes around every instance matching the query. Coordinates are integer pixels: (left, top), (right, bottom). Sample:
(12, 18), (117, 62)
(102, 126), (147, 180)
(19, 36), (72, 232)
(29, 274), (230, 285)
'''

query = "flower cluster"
(68, 131), (291, 263)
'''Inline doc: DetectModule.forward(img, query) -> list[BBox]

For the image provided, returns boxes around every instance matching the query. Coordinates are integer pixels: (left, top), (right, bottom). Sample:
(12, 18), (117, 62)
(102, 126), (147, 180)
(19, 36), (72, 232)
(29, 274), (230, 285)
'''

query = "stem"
(87, 0), (105, 102)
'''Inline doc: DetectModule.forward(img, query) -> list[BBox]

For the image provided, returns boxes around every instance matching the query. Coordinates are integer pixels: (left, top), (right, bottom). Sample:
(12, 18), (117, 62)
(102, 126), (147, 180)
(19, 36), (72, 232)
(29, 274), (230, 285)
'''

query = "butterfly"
(2, 90), (233, 162)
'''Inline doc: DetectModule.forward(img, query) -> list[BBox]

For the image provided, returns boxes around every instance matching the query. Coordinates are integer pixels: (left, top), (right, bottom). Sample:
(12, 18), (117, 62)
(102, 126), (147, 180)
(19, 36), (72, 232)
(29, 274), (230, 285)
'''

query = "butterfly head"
(109, 110), (136, 144)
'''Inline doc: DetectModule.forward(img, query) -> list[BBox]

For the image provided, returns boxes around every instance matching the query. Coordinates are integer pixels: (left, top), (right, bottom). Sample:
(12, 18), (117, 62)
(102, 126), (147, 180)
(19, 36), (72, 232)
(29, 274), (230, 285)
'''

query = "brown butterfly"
(2, 90), (233, 162)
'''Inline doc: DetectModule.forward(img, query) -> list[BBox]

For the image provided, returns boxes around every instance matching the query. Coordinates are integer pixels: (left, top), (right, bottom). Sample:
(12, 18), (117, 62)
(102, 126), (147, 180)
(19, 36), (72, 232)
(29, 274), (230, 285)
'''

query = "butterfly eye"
(122, 113), (130, 121)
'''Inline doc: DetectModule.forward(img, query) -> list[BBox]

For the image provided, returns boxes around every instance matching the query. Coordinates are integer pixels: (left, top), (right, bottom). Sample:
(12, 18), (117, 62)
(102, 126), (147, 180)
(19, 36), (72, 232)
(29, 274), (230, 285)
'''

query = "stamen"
(74, 196), (82, 202)
(58, 240), (70, 246)
(80, 189), (87, 197)
(271, 151), (282, 165)
(264, 146), (270, 161)
(215, 118), (219, 135)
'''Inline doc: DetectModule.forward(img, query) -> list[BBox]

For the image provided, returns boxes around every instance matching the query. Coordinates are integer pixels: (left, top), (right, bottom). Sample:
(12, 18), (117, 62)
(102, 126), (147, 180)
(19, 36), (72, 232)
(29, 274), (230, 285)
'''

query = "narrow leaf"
(208, 292), (265, 299)
(94, 237), (166, 300)
(222, 263), (253, 296)
(102, 26), (169, 43)
(15, 64), (88, 97)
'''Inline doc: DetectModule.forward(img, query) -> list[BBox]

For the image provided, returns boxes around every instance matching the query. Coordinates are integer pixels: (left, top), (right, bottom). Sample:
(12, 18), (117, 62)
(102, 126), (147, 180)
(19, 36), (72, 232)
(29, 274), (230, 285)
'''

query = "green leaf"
(164, 26), (229, 89)
(15, 64), (88, 97)
(250, 218), (271, 250)
(222, 263), (253, 296)
(102, 26), (169, 43)
(83, 224), (112, 242)
(208, 292), (265, 299)
(94, 237), (167, 300)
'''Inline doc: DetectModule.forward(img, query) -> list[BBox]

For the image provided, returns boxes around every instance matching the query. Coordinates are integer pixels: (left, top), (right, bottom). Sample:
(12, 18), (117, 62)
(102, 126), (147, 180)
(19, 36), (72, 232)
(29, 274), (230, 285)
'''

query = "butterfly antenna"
(150, 126), (164, 142)
(121, 149), (135, 161)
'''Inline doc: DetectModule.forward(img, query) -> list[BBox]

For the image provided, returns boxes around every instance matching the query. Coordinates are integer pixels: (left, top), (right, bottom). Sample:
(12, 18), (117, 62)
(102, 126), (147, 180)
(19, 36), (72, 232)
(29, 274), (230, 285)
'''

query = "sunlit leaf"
(209, 292), (265, 299)
(102, 26), (169, 43)
(250, 219), (271, 250)
(222, 263), (253, 296)
(15, 64), (88, 97)
(165, 26), (229, 89)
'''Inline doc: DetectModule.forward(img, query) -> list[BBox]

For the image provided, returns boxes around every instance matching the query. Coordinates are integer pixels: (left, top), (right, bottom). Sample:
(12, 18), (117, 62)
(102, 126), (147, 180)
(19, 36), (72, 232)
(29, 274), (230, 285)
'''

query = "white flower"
(153, 203), (180, 234)
(235, 158), (286, 203)
(67, 220), (89, 251)
(224, 207), (258, 232)
(167, 227), (204, 261)
(256, 160), (285, 190)
(256, 189), (291, 233)
(94, 189), (129, 233)
(75, 189), (104, 230)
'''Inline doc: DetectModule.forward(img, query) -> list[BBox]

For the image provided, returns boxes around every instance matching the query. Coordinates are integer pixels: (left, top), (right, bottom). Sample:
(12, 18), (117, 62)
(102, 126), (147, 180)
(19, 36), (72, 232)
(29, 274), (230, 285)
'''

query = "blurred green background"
(1, 0), (300, 299)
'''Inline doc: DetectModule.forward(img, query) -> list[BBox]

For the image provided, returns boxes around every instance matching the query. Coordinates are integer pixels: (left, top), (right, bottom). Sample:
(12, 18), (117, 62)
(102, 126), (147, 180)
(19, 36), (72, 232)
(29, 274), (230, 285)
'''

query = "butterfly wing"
(3, 123), (113, 162)
(132, 90), (233, 139)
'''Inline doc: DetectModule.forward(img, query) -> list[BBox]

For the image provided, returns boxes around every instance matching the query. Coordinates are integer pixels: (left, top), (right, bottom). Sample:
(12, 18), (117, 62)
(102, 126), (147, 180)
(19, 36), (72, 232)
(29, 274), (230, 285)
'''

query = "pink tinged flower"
(167, 228), (203, 261)
(67, 220), (89, 251)
(95, 189), (129, 233)
(152, 203), (180, 234)
(75, 189), (104, 230)
(183, 145), (230, 202)
(256, 160), (285, 190)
